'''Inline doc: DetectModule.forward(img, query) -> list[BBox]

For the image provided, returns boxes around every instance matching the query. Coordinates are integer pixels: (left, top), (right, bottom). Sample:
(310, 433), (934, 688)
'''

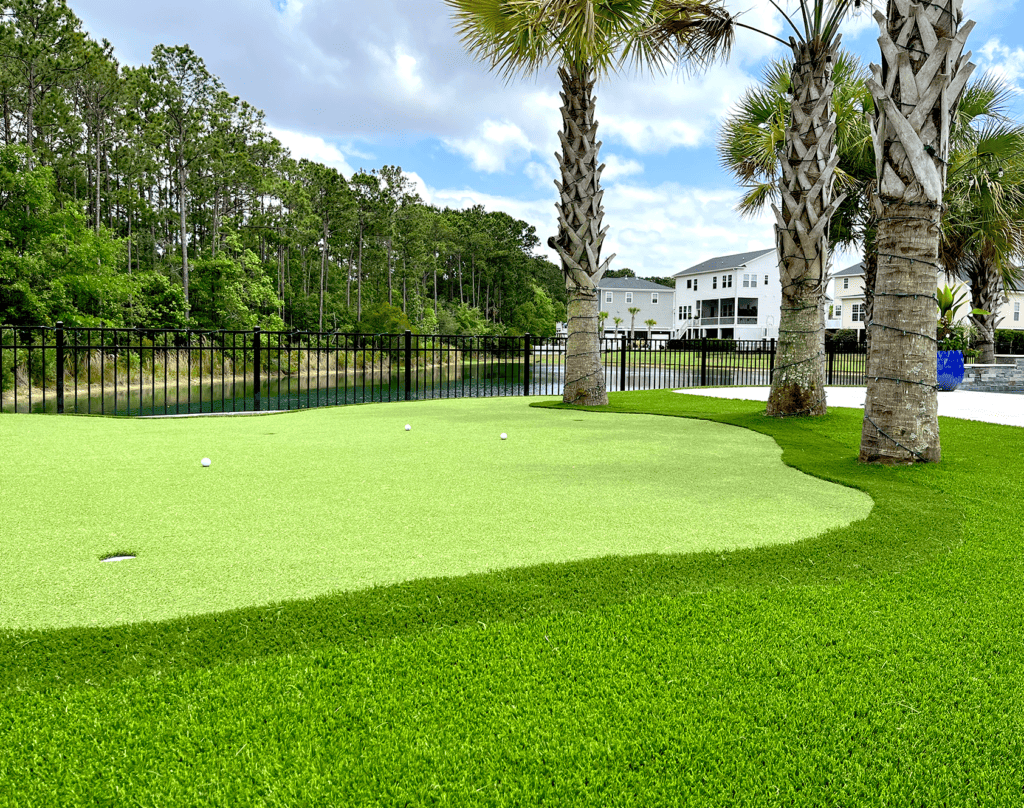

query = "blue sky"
(69, 0), (1024, 277)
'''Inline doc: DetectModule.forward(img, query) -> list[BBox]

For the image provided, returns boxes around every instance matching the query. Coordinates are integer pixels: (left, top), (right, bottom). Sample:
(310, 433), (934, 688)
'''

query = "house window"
(651, 293), (659, 304)
(604, 291), (613, 304)
(723, 274), (733, 289)
(678, 306), (683, 320)
(835, 304), (842, 319)
(626, 292), (633, 304)
(742, 274), (750, 288)
(738, 298), (758, 319)
(852, 303), (865, 322)
(712, 276), (718, 289)
(765, 275), (769, 286)
(1016, 302), (1020, 322)
(686, 279), (692, 289)
(694, 278), (698, 291)
(843, 278), (849, 290)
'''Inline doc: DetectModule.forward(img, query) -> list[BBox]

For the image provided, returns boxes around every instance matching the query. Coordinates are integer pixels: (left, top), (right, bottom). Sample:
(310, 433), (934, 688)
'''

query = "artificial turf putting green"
(0, 396), (871, 630)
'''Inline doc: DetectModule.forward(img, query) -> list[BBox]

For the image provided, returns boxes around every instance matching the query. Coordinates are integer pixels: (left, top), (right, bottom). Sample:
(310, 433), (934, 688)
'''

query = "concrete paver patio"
(680, 386), (1024, 429)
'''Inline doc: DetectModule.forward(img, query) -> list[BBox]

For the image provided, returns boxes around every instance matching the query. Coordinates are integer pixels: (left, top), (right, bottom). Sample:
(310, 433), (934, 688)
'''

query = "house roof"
(673, 248), (775, 278)
(832, 262), (864, 278)
(598, 277), (673, 291)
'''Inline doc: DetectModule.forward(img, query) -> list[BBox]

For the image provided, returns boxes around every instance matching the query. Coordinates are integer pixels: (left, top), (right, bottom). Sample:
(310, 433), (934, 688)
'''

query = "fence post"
(404, 330), (412, 401)
(55, 321), (64, 414)
(769, 338), (776, 381)
(700, 336), (708, 387)
(827, 341), (835, 385)
(620, 333), (627, 391)
(253, 326), (262, 411)
(523, 333), (531, 397)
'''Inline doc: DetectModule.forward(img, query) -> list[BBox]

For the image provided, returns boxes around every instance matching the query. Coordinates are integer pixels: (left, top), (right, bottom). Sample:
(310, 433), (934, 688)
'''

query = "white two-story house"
(597, 277), (675, 343)
(829, 261), (1024, 334)
(829, 262), (867, 330)
(672, 248), (780, 340)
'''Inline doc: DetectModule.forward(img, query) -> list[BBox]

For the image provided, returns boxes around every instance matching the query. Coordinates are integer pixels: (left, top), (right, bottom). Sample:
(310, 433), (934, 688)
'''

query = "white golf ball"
(500, 433), (507, 440)
(405, 424), (411, 431)
(201, 457), (211, 467)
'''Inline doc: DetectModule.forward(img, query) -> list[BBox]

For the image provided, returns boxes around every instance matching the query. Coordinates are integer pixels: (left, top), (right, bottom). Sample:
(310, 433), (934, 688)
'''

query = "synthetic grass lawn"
(2, 391), (1024, 806)
(0, 397), (871, 631)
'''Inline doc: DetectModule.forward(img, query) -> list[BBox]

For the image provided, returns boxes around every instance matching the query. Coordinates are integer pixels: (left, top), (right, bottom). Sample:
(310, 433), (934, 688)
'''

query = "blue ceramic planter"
(937, 350), (965, 391)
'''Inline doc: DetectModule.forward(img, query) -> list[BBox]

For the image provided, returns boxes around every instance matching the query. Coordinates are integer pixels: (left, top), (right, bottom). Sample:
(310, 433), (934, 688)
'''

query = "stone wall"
(961, 357), (1024, 393)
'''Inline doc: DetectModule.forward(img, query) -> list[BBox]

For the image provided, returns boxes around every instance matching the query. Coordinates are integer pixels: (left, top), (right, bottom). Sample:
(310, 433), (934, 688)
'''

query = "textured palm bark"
(861, 240), (878, 367)
(968, 256), (1002, 364)
(547, 65), (613, 406)
(862, 204), (942, 462)
(860, 0), (975, 464)
(766, 42), (845, 417)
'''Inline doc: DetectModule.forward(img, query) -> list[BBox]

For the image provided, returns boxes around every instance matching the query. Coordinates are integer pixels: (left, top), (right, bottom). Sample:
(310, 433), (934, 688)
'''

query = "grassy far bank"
(2, 391), (1023, 805)
(0, 397), (868, 631)
(532, 348), (867, 373)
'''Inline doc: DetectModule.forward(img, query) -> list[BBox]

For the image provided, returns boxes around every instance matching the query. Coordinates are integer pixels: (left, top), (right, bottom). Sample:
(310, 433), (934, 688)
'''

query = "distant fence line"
(1, 324), (867, 416)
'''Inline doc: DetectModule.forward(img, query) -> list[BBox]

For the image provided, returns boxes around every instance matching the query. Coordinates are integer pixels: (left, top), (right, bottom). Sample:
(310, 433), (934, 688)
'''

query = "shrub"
(994, 329), (1024, 355)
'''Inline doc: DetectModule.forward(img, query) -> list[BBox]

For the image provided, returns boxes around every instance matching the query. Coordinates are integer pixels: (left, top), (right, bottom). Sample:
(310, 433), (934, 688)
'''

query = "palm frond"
(736, 182), (778, 218)
(641, 1), (737, 75)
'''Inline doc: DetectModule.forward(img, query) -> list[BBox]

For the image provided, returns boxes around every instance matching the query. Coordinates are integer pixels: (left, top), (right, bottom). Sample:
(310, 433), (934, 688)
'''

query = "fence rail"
(1, 324), (867, 416)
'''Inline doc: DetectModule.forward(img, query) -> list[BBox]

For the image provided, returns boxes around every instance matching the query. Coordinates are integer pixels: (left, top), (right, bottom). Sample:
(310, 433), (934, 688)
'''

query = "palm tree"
(628, 306), (641, 340)
(446, 0), (735, 405)
(613, 315), (623, 338)
(644, 318), (657, 341)
(673, 0), (866, 416)
(722, 62), (1023, 371)
(719, 51), (877, 343)
(759, 2), (862, 417)
(941, 77), (1024, 364)
(859, 1), (976, 464)
(598, 310), (609, 336)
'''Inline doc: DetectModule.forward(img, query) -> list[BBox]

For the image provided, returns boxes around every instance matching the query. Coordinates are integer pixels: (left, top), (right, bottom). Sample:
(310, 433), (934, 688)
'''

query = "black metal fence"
(1, 324), (867, 416)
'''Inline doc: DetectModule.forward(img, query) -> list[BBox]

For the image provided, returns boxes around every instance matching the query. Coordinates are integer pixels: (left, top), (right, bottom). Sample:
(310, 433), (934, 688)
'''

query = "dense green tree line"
(0, 0), (565, 335)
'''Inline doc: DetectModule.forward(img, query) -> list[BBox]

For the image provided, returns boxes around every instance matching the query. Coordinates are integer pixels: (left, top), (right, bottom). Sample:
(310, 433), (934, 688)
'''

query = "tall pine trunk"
(178, 153), (189, 319)
(767, 42), (845, 417)
(860, 0), (975, 463)
(547, 65), (612, 406)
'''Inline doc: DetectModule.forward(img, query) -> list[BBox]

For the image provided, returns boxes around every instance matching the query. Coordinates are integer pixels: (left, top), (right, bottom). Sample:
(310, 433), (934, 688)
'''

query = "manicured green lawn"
(2, 391), (1022, 806)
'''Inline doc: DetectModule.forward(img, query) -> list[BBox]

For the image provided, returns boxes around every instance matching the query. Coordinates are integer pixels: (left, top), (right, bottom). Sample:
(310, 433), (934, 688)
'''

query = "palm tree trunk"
(861, 230), (878, 365)
(547, 65), (613, 406)
(767, 41), (845, 417)
(969, 254), (1002, 364)
(860, 1), (975, 463)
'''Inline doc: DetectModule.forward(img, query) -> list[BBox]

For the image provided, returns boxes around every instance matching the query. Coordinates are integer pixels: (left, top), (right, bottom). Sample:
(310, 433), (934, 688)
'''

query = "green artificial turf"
(0, 397), (869, 631)
(2, 390), (1023, 807)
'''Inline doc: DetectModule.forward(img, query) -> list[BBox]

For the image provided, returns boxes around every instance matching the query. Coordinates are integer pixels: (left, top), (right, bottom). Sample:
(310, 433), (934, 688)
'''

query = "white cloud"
(601, 154), (644, 183)
(602, 183), (776, 274)
(443, 120), (534, 173)
(395, 49), (424, 94)
(408, 173), (776, 277)
(524, 160), (557, 190)
(269, 127), (356, 177)
(978, 37), (1024, 91)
